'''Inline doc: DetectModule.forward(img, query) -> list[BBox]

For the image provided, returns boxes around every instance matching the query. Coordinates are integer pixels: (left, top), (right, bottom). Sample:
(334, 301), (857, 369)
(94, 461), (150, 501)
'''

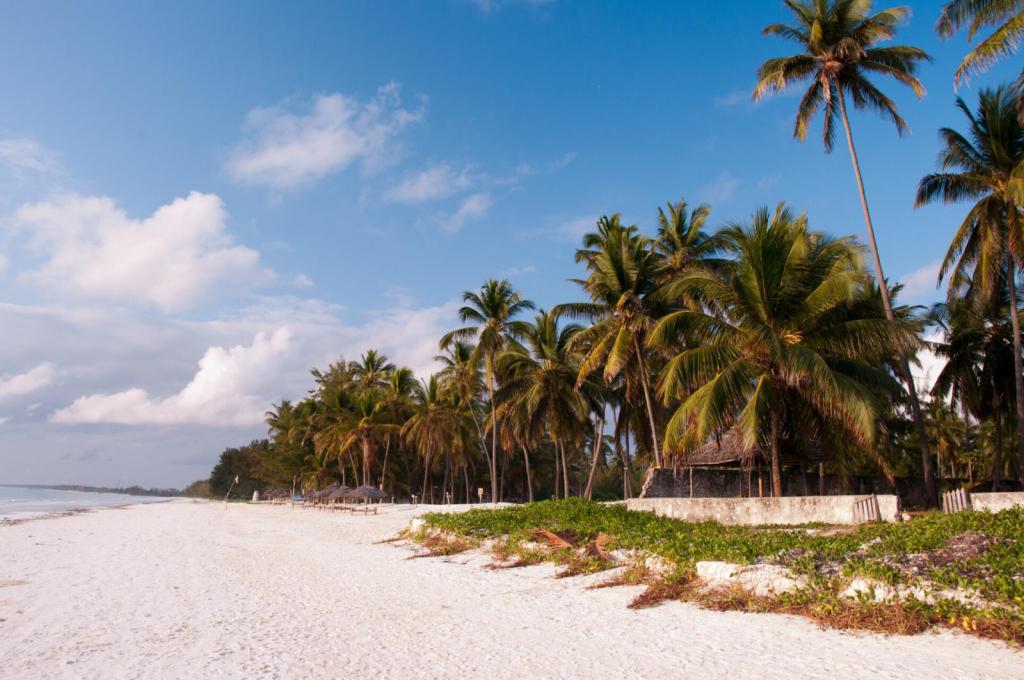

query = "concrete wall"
(640, 467), (946, 508)
(626, 495), (901, 526)
(971, 492), (1024, 513)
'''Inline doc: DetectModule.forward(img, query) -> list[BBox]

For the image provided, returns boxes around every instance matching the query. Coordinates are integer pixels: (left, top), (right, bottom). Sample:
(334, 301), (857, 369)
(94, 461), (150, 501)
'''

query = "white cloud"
(556, 215), (598, 241)
(502, 264), (536, 276)
(0, 252), (7, 273)
(911, 331), (946, 395)
(0, 416), (9, 426)
(442, 192), (492, 233)
(11, 191), (273, 312)
(291, 273), (314, 288)
(52, 329), (293, 427)
(714, 89), (754, 108)
(899, 259), (943, 303)
(227, 84), (424, 190)
(0, 362), (56, 400)
(385, 163), (473, 203)
(700, 171), (740, 203)
(0, 137), (61, 180)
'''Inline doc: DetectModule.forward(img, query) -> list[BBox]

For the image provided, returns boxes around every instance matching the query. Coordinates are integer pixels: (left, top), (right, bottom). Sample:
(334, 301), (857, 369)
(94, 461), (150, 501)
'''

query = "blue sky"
(0, 0), (1017, 487)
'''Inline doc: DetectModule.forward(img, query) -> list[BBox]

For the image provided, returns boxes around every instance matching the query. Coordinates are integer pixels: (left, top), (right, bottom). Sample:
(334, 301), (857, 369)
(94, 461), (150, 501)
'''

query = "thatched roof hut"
(676, 426), (828, 467)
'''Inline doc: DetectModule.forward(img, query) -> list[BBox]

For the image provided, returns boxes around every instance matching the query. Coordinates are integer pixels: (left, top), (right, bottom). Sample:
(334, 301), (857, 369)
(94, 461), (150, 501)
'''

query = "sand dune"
(1, 500), (1019, 679)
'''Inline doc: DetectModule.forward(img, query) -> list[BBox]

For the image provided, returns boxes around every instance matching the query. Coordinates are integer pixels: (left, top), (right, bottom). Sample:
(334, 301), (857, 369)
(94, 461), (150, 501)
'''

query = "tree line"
(197, 1), (1024, 506)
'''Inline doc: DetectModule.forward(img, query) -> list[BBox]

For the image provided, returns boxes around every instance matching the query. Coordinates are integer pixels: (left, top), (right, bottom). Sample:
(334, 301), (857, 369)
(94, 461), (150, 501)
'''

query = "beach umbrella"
(327, 486), (353, 502)
(346, 485), (387, 503)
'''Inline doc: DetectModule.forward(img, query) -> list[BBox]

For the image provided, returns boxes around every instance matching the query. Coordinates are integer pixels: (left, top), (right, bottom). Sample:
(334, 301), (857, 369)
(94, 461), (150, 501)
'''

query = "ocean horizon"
(0, 485), (171, 520)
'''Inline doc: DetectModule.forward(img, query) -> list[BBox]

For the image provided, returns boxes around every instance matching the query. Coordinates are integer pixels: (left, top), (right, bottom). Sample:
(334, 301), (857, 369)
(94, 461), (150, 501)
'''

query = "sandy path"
(0, 500), (1020, 679)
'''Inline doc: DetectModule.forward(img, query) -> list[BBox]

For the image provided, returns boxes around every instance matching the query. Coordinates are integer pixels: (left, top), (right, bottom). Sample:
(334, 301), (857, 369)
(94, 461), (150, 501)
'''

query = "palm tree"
(496, 310), (597, 500)
(929, 297), (1018, 486)
(753, 0), (938, 504)
(556, 216), (668, 468)
(440, 279), (535, 502)
(653, 198), (720, 280)
(351, 350), (396, 389)
(937, 0), (1024, 118)
(402, 375), (466, 501)
(915, 86), (1024, 482)
(652, 204), (918, 496)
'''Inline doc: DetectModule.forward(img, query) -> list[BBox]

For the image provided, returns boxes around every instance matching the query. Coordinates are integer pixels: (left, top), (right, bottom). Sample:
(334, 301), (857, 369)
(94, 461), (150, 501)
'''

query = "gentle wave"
(0, 486), (170, 520)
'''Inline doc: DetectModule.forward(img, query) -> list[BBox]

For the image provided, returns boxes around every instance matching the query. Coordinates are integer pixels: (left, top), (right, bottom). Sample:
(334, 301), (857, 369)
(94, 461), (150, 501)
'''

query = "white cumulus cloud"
(385, 163), (473, 204)
(12, 191), (273, 312)
(227, 84), (424, 190)
(51, 329), (293, 427)
(0, 362), (57, 400)
(0, 137), (62, 180)
(899, 259), (943, 304)
(443, 192), (492, 233)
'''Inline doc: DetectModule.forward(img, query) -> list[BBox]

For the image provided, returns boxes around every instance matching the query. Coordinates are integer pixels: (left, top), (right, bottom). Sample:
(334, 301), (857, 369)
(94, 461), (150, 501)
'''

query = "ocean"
(0, 486), (171, 520)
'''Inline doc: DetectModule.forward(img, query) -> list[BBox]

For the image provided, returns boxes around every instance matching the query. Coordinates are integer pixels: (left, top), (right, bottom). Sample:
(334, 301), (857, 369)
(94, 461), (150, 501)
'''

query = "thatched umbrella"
(346, 485), (387, 503)
(327, 485), (353, 502)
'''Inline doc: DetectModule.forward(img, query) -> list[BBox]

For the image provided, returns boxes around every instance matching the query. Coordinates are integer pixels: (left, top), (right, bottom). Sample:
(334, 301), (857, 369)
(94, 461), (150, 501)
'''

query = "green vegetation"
(415, 499), (1024, 643)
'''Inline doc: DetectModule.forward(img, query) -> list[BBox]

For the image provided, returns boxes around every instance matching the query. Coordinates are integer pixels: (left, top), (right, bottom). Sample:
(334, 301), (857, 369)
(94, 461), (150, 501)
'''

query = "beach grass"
(414, 499), (1024, 644)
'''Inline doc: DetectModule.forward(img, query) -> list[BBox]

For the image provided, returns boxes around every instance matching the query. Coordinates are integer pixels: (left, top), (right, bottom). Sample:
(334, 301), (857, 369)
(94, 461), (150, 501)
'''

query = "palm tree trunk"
(837, 86), (937, 506)
(621, 422), (633, 499)
(633, 336), (663, 468)
(770, 412), (784, 497)
(521, 447), (534, 502)
(553, 444), (561, 499)
(488, 368), (499, 504)
(421, 451), (432, 501)
(1005, 256), (1024, 483)
(379, 435), (391, 490)
(584, 415), (606, 500)
(559, 440), (571, 497)
(993, 411), (1004, 492)
(361, 436), (373, 487)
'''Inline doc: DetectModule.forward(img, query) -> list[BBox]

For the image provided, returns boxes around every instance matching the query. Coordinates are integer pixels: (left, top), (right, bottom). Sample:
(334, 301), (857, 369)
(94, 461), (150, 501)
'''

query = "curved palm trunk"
(1005, 257), (1024, 483)
(584, 415), (606, 500)
(837, 87), (938, 506)
(992, 410), (1004, 492)
(633, 336), (663, 468)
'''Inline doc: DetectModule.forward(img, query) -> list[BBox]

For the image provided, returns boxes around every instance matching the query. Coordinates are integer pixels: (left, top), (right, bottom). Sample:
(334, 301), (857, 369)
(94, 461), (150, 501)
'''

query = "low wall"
(971, 492), (1024, 513)
(639, 467), (949, 508)
(626, 495), (901, 526)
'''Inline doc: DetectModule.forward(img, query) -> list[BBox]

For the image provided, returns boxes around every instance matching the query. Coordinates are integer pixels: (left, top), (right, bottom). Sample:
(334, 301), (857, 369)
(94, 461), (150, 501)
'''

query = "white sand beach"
(1, 501), (1020, 679)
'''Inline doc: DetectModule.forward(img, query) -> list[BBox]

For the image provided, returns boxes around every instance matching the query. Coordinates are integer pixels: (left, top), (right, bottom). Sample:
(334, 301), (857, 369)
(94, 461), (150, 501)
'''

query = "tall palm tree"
(915, 86), (1024, 482)
(556, 216), (668, 468)
(937, 0), (1024, 119)
(496, 310), (597, 500)
(440, 279), (535, 502)
(753, 0), (938, 504)
(652, 204), (917, 496)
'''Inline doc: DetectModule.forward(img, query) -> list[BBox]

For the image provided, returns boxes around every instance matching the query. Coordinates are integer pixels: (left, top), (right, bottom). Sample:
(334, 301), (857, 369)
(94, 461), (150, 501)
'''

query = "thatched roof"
(676, 426), (828, 467)
(327, 485), (353, 501)
(346, 485), (387, 501)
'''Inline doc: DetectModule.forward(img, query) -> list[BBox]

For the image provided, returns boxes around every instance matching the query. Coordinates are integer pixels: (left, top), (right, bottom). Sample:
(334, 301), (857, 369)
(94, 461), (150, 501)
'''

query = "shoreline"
(2, 501), (1020, 679)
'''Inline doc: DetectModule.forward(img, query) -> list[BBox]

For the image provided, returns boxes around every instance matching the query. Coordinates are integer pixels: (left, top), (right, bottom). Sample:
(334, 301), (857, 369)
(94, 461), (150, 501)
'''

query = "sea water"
(0, 486), (170, 520)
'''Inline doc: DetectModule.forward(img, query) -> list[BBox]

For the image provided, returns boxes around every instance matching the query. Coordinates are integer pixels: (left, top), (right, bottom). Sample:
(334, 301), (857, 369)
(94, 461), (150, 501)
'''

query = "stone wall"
(970, 492), (1024, 513)
(626, 495), (901, 525)
(639, 467), (945, 508)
